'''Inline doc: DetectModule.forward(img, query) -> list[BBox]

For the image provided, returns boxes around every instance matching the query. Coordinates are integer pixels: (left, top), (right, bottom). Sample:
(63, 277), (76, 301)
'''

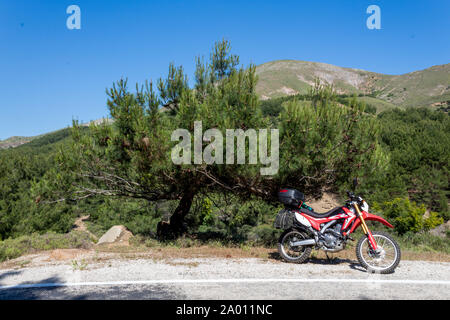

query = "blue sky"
(0, 0), (449, 140)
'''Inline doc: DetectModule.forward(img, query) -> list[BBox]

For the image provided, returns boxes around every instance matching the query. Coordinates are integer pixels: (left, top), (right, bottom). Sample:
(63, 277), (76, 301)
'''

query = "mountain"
(255, 60), (450, 109)
(0, 136), (40, 149)
(0, 118), (111, 150)
(0, 129), (72, 152)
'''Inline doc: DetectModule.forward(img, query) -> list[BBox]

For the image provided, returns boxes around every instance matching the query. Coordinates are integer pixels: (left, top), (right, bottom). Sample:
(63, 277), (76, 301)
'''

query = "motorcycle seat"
(299, 206), (343, 218)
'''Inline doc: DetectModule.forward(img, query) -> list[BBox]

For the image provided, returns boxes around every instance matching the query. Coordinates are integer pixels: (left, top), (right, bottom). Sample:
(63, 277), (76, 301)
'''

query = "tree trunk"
(157, 188), (196, 239)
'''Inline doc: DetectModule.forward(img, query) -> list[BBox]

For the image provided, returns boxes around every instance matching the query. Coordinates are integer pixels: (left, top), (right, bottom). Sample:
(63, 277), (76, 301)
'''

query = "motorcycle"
(274, 182), (401, 274)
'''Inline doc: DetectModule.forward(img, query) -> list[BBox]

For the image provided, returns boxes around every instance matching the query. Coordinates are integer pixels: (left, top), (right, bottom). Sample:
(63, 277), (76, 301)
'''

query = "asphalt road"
(1, 281), (449, 300)
(0, 257), (449, 300)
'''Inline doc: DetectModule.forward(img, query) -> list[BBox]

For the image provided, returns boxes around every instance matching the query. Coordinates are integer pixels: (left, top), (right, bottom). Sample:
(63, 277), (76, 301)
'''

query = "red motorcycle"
(274, 184), (401, 274)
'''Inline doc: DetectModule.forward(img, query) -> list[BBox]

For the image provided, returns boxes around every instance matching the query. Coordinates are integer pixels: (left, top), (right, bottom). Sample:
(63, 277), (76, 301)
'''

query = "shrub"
(247, 224), (281, 246)
(398, 231), (450, 254)
(0, 231), (93, 262)
(376, 197), (444, 235)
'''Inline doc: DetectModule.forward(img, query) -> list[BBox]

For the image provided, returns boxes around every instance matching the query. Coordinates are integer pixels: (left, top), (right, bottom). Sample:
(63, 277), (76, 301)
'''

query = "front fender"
(363, 212), (394, 228)
(346, 212), (394, 235)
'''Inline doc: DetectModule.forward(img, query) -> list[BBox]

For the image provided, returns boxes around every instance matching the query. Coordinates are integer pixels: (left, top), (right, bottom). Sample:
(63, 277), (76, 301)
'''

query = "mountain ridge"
(255, 60), (450, 109)
(0, 118), (111, 150)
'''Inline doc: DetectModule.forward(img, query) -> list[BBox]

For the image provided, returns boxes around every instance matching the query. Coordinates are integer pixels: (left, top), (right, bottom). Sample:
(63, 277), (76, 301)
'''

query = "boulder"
(429, 220), (450, 238)
(97, 225), (132, 245)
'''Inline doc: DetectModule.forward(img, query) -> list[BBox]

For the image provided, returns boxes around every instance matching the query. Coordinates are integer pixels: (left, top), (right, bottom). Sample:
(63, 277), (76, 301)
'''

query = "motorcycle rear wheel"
(356, 231), (401, 274)
(277, 229), (312, 263)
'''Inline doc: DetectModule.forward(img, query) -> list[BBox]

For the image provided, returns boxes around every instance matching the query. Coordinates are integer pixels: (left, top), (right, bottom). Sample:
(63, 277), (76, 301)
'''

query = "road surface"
(0, 257), (449, 300)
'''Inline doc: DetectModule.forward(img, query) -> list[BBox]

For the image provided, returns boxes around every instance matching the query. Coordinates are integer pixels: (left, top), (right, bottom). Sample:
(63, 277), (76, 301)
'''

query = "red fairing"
(300, 209), (350, 231)
(300, 213), (322, 230)
(341, 207), (357, 230)
(296, 207), (393, 234)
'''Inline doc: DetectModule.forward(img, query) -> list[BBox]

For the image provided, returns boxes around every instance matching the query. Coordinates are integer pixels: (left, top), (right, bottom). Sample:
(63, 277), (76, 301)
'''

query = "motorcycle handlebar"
(346, 191), (361, 203)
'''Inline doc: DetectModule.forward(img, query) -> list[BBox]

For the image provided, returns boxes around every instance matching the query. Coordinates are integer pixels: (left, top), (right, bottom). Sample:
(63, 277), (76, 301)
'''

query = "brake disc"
(368, 247), (386, 262)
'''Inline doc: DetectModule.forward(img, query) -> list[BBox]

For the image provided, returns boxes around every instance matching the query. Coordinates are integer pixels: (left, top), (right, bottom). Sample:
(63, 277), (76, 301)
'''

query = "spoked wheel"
(277, 229), (312, 263)
(356, 231), (401, 274)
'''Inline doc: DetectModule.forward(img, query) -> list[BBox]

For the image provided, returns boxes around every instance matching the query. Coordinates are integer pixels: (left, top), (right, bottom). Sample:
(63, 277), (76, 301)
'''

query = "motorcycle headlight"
(361, 201), (369, 212)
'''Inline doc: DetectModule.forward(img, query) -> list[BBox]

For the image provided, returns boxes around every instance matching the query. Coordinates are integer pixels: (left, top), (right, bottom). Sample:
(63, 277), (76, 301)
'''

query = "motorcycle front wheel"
(277, 229), (312, 263)
(356, 231), (401, 274)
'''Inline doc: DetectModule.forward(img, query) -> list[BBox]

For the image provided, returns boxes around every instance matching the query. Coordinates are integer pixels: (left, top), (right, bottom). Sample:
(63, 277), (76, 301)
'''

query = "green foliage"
(158, 63), (189, 114)
(247, 224), (281, 246)
(0, 129), (77, 239)
(199, 197), (214, 225)
(84, 198), (173, 238)
(364, 104), (377, 115)
(0, 231), (92, 262)
(396, 231), (450, 254)
(260, 99), (285, 118)
(374, 197), (444, 235)
(184, 194), (280, 244)
(278, 82), (388, 196)
(373, 108), (450, 219)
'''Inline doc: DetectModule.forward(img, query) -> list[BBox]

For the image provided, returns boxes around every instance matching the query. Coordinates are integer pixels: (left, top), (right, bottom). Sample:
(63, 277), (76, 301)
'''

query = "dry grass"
(92, 245), (276, 261)
(95, 243), (450, 263)
(2, 238), (449, 271)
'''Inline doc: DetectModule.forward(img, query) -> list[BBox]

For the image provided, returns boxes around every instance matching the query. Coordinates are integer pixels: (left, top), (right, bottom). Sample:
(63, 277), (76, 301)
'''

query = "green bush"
(0, 231), (93, 262)
(247, 224), (281, 246)
(375, 197), (444, 235)
(186, 194), (280, 244)
(84, 198), (170, 238)
(397, 231), (450, 254)
(376, 108), (449, 217)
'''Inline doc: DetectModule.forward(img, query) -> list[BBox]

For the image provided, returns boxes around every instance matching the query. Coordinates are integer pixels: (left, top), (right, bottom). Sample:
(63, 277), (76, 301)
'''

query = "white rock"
(97, 225), (128, 244)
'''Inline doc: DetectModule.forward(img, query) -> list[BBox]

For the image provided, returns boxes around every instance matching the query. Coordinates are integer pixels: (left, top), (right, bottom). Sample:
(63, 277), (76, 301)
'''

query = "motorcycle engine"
(321, 223), (345, 251)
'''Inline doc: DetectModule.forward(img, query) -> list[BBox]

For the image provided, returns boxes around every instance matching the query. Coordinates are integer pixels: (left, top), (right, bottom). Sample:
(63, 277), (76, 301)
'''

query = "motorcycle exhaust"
(290, 239), (316, 247)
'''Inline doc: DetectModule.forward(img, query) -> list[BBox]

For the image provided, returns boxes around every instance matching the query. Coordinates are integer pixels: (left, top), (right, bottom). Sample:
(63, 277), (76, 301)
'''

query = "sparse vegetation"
(0, 231), (93, 262)
(71, 258), (88, 271)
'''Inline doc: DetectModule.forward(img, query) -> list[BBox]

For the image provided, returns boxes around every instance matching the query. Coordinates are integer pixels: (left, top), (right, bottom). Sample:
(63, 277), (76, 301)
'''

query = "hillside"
(0, 118), (111, 150)
(255, 60), (450, 109)
(0, 136), (39, 149)
(0, 130), (69, 150)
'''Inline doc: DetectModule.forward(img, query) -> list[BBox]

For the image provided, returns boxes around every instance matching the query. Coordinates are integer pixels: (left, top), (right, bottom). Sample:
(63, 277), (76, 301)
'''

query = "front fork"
(353, 203), (378, 251)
